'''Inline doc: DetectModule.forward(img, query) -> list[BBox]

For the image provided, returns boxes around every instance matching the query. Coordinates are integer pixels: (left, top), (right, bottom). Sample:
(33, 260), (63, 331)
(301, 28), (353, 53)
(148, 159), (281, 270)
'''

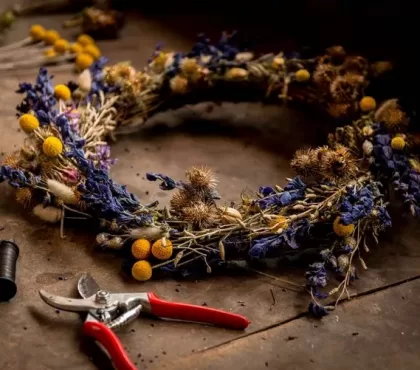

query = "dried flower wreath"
(0, 30), (415, 318)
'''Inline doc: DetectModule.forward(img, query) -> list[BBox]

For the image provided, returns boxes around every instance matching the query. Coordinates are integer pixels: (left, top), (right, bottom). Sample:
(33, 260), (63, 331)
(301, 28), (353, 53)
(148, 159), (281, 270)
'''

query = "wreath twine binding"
(0, 30), (416, 318)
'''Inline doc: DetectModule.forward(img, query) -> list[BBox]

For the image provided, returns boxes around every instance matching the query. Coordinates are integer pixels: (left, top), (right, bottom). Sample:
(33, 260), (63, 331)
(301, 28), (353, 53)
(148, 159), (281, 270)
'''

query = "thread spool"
(0, 240), (19, 301)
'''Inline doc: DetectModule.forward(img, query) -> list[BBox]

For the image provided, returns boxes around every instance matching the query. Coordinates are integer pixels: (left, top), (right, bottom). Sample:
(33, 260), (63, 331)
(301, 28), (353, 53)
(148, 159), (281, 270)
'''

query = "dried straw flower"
(330, 73), (364, 102)
(186, 166), (218, 189)
(15, 188), (33, 208)
(182, 202), (215, 229)
(313, 63), (338, 88)
(291, 148), (320, 177)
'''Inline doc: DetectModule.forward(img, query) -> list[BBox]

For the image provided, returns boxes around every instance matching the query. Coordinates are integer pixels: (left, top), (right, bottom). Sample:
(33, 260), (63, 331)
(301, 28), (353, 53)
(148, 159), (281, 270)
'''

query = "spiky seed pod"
(291, 148), (320, 177)
(186, 166), (218, 189)
(326, 45), (346, 64)
(170, 189), (193, 212)
(330, 73), (364, 102)
(320, 146), (357, 181)
(3, 153), (21, 168)
(15, 188), (33, 208)
(326, 102), (351, 119)
(182, 202), (215, 229)
(375, 99), (408, 132)
(313, 63), (338, 88)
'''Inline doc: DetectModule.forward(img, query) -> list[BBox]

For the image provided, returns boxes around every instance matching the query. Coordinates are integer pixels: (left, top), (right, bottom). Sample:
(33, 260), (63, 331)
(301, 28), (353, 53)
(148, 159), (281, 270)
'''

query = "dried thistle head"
(170, 188), (193, 212)
(291, 148), (320, 177)
(326, 45), (346, 64)
(15, 188), (34, 208)
(313, 63), (338, 89)
(320, 145), (358, 181)
(3, 153), (21, 168)
(375, 99), (408, 132)
(342, 56), (368, 75)
(328, 126), (358, 153)
(330, 73), (364, 102)
(182, 201), (215, 229)
(186, 166), (218, 189)
(326, 102), (351, 119)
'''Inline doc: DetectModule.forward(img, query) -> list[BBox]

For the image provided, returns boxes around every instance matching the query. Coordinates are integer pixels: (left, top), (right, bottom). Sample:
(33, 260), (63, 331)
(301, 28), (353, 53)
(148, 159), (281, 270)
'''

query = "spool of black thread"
(0, 240), (19, 301)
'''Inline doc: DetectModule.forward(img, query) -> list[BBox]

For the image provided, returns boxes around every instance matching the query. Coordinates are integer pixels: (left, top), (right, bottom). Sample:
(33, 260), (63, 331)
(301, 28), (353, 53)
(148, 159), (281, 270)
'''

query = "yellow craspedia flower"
(70, 43), (84, 54)
(169, 75), (188, 94)
(19, 114), (39, 133)
(29, 24), (46, 41)
(269, 215), (289, 231)
(131, 239), (151, 260)
(54, 84), (71, 101)
(295, 69), (311, 82)
(154, 52), (168, 66)
(391, 136), (406, 151)
(83, 44), (101, 60)
(151, 238), (173, 260)
(53, 39), (69, 53)
(76, 53), (94, 71)
(333, 216), (355, 237)
(77, 34), (95, 47)
(359, 96), (376, 112)
(44, 30), (60, 45)
(43, 136), (63, 157)
(132, 260), (152, 281)
(181, 58), (199, 74)
(44, 48), (57, 58)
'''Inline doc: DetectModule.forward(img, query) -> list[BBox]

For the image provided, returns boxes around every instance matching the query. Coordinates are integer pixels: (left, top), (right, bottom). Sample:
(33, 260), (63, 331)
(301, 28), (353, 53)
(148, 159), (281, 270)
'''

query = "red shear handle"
(147, 292), (250, 330)
(83, 321), (137, 370)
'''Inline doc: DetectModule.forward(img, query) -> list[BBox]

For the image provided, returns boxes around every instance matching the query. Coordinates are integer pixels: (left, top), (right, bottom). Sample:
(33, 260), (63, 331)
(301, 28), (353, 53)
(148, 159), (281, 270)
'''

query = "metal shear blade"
(78, 273), (101, 299)
(39, 289), (104, 312)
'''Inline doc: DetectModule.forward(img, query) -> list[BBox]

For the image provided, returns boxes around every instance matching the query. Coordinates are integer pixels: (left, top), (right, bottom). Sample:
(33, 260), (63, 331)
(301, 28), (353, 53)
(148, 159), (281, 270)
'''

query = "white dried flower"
(47, 179), (78, 205)
(200, 55), (212, 64)
(78, 69), (92, 92)
(33, 204), (62, 223)
(108, 237), (124, 250)
(362, 140), (373, 156)
(96, 233), (110, 245)
(130, 225), (169, 240)
(235, 52), (254, 63)
(218, 206), (243, 225)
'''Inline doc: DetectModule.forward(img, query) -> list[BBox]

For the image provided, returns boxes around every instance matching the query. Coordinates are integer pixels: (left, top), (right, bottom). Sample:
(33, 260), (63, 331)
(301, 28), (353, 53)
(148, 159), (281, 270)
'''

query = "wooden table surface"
(0, 10), (419, 370)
